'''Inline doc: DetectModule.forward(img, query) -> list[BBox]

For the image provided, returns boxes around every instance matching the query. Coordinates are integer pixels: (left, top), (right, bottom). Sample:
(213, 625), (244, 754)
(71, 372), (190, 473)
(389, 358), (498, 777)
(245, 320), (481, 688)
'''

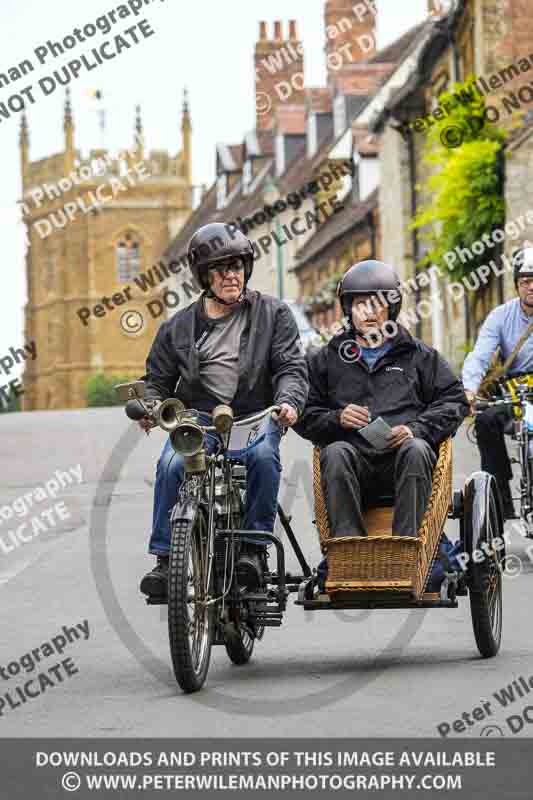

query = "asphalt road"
(1, 407), (532, 739)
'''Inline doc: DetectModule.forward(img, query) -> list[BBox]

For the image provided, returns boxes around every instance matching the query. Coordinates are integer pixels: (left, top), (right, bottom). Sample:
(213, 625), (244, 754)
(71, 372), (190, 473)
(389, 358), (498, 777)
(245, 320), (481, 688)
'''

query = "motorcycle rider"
(139, 222), (308, 597)
(295, 260), (469, 540)
(462, 247), (533, 519)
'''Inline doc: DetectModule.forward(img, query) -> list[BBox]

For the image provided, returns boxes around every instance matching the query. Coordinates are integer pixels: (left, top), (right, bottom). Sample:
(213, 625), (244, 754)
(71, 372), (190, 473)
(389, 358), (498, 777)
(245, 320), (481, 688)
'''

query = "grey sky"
(0, 0), (427, 376)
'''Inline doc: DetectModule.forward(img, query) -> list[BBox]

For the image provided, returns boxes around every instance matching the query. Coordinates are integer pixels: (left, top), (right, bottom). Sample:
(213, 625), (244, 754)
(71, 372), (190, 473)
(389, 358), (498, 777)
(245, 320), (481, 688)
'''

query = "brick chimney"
(324, 0), (377, 84)
(255, 20), (305, 131)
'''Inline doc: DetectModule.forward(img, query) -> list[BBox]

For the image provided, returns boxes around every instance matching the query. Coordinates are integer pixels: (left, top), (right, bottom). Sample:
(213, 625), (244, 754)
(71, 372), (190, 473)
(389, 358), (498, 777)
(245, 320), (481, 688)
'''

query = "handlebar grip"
(125, 399), (148, 421)
(475, 401), (490, 411)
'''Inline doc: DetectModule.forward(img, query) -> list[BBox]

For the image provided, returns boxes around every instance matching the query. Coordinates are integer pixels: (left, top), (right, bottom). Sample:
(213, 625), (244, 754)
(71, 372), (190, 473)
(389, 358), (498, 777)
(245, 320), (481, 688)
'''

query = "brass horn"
(154, 398), (186, 432)
(169, 417), (205, 457)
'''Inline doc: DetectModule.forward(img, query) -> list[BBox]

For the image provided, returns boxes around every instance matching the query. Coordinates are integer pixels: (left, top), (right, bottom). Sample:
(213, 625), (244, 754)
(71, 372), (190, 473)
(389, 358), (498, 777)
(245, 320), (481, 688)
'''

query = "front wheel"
(168, 508), (214, 692)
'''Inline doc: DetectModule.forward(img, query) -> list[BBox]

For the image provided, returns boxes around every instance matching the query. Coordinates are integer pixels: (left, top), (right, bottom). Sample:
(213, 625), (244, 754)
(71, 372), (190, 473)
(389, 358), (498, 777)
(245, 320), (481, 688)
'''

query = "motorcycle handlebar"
(202, 405), (282, 432)
(125, 398), (149, 421)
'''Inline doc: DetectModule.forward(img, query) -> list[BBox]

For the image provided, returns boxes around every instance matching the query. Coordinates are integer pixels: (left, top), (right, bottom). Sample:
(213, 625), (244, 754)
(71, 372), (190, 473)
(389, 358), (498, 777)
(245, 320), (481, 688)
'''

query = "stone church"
(20, 90), (192, 410)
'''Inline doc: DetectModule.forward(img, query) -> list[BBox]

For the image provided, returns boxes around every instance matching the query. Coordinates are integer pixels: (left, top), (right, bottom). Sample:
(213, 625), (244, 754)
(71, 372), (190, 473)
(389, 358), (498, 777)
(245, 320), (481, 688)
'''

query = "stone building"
(165, 2), (384, 302)
(21, 91), (193, 410)
(371, 0), (533, 369)
(292, 20), (431, 330)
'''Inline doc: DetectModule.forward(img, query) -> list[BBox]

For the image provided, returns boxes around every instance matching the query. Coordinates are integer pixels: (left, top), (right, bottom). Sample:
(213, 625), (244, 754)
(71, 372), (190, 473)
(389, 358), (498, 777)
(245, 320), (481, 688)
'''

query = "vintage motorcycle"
(116, 380), (311, 693)
(117, 380), (505, 694)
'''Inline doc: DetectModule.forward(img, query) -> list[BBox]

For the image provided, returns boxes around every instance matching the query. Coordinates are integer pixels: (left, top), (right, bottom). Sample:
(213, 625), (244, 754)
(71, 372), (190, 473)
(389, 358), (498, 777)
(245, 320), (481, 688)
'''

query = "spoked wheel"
(468, 482), (503, 658)
(168, 509), (214, 692)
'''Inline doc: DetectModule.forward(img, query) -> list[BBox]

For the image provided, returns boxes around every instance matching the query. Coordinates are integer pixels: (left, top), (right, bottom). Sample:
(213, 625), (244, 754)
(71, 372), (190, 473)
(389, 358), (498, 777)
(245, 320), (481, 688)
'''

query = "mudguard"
(462, 470), (505, 588)
(169, 486), (202, 526)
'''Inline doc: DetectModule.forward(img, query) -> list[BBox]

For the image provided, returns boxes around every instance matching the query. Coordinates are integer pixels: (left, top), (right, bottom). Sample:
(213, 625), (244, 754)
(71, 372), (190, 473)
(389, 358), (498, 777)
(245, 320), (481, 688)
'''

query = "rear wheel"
(468, 483), (503, 658)
(168, 508), (214, 692)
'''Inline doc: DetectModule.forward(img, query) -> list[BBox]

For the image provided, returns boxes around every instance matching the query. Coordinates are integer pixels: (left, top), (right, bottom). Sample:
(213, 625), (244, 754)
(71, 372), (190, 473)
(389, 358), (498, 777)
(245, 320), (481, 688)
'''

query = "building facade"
(372, 0), (533, 369)
(21, 92), (193, 410)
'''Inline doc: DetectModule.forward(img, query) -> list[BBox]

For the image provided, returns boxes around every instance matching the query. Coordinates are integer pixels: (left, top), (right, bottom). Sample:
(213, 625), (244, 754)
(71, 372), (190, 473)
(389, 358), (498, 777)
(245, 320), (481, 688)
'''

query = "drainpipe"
(275, 214), (285, 300)
(407, 128), (422, 339)
(496, 146), (505, 306)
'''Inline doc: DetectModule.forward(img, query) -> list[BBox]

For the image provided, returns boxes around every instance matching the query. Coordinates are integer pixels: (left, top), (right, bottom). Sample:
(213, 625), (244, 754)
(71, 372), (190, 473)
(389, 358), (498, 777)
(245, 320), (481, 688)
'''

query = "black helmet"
(337, 260), (403, 322)
(513, 247), (533, 287)
(187, 223), (254, 293)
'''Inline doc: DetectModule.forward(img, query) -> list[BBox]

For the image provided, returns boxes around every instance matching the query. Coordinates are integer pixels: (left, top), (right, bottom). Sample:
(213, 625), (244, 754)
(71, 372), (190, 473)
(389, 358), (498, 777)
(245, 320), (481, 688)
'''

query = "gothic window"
(116, 233), (141, 282)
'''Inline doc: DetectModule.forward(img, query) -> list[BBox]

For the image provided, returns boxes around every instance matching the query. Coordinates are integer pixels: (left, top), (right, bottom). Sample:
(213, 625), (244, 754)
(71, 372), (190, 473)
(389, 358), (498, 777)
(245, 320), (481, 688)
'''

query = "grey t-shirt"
(198, 301), (249, 405)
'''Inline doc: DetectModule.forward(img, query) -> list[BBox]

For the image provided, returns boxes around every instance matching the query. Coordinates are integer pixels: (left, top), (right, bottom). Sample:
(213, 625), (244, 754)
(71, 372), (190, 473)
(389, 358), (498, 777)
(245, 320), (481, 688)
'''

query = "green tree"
(87, 373), (136, 407)
(411, 78), (508, 321)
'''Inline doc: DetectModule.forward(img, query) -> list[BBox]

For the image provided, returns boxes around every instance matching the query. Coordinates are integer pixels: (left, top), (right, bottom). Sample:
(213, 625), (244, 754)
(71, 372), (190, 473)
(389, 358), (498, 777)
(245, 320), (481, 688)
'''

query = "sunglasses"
(207, 260), (244, 276)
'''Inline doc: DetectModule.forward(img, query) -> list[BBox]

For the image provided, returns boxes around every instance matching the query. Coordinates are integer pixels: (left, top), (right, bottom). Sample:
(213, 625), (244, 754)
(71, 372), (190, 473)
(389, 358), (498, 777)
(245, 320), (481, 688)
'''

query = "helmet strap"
(204, 286), (245, 307)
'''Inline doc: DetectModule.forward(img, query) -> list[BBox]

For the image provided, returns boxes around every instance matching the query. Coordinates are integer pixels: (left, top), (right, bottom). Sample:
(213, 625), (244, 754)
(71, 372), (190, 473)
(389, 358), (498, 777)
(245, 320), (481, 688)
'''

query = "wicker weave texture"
(312, 438), (453, 597)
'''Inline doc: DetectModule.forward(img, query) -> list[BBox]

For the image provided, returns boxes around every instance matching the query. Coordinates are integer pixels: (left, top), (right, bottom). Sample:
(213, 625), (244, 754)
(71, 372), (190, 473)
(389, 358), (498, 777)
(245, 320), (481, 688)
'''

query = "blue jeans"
(148, 415), (283, 555)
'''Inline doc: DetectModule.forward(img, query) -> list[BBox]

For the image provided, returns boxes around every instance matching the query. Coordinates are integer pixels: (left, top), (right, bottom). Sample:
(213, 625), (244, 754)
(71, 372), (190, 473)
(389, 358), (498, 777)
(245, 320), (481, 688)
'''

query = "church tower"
(22, 92), (193, 410)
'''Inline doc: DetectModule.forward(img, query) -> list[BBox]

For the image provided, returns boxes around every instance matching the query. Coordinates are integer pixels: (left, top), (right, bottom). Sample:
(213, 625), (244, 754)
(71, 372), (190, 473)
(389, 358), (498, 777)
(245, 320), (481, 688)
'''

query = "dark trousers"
(320, 438), (437, 537)
(474, 405), (512, 497)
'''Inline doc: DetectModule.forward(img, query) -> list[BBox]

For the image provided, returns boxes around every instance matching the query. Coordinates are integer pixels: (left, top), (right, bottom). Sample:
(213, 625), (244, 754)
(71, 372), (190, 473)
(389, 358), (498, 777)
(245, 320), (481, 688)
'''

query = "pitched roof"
(164, 182), (218, 263)
(370, 10), (467, 131)
(368, 20), (429, 64)
(293, 189), (379, 269)
(164, 17), (428, 267)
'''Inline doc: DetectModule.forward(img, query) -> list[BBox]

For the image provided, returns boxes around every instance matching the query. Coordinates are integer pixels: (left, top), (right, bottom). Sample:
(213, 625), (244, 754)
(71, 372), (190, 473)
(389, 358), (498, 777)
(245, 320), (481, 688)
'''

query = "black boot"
(140, 555), (169, 597)
(236, 544), (267, 591)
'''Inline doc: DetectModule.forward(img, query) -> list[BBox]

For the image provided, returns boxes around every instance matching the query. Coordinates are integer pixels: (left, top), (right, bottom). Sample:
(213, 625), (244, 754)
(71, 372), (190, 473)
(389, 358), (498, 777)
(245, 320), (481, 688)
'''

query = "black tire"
(224, 623), (256, 665)
(468, 485), (503, 658)
(168, 508), (214, 693)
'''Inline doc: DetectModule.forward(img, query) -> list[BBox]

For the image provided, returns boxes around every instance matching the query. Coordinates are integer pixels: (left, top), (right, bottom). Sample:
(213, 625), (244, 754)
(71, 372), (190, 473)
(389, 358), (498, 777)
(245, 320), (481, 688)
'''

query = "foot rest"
(325, 534), (421, 592)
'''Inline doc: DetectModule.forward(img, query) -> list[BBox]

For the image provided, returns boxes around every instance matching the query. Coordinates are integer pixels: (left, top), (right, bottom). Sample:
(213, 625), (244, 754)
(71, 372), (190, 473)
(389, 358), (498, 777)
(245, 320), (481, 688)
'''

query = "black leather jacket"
(144, 290), (309, 417)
